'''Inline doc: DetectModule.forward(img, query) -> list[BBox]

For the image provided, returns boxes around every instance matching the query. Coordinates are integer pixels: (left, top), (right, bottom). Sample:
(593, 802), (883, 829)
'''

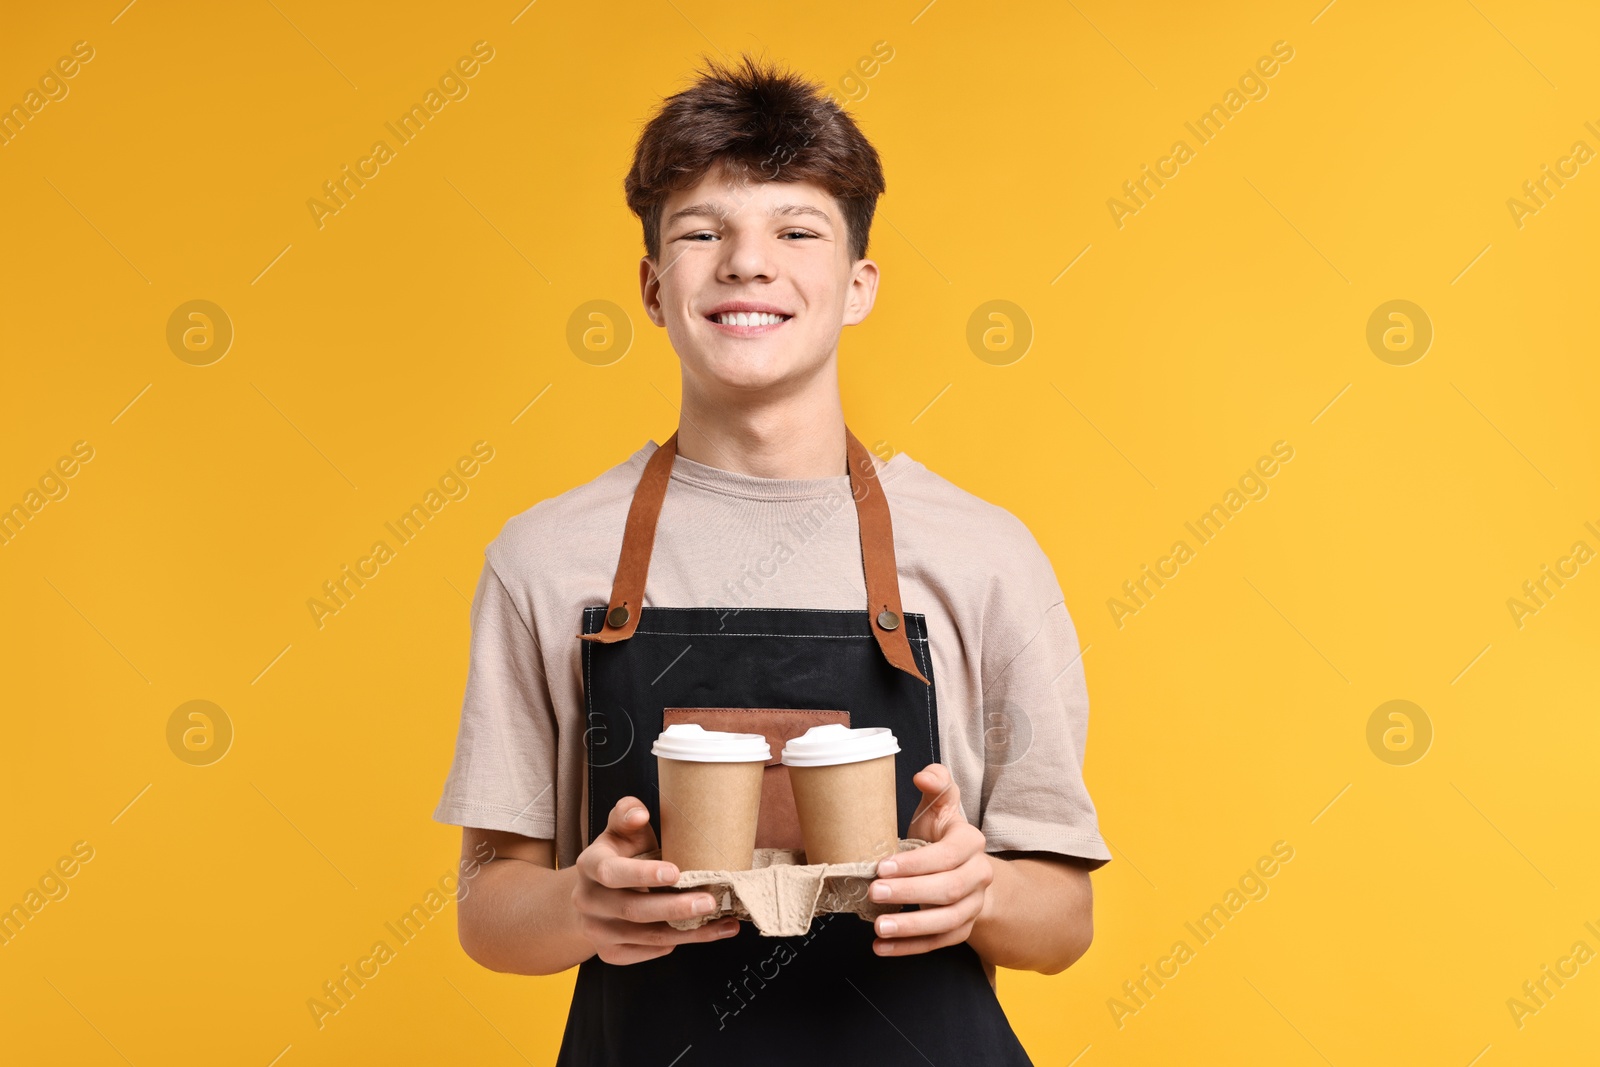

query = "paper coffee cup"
(780, 724), (900, 865)
(652, 723), (770, 872)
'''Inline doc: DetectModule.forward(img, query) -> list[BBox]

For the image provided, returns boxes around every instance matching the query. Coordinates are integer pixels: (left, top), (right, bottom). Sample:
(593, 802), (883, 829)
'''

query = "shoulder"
(481, 442), (651, 586)
(886, 451), (1074, 686)
(886, 452), (1061, 598)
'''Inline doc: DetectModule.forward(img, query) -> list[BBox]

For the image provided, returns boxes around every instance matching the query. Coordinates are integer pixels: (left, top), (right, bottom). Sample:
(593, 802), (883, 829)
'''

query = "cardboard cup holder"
(645, 838), (932, 938)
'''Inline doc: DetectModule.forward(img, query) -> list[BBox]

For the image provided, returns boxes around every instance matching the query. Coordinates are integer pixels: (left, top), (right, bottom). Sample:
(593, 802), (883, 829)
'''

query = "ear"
(639, 256), (666, 327)
(841, 257), (879, 327)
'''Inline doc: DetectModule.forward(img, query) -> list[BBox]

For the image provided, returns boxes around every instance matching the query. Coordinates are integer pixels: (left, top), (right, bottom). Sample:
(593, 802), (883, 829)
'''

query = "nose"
(717, 225), (775, 283)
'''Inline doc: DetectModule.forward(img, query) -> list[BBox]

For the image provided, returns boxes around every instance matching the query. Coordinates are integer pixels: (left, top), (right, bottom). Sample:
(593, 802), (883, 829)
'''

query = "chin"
(694, 362), (797, 395)
(678, 343), (797, 387)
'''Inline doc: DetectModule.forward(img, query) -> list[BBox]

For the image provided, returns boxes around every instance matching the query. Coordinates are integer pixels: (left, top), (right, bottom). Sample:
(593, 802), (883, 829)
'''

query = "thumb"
(908, 764), (962, 838)
(603, 797), (661, 858)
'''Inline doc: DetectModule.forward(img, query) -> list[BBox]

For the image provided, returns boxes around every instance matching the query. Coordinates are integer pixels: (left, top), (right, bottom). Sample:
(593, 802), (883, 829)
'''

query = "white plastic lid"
(651, 723), (771, 763)
(780, 724), (899, 767)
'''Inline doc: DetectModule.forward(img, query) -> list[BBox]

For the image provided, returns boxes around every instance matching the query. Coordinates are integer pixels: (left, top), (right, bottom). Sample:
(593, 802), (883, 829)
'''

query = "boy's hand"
(868, 763), (994, 956)
(572, 796), (742, 965)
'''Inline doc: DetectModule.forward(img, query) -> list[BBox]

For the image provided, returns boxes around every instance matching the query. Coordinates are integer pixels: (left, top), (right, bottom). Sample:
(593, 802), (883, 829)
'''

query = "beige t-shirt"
(432, 439), (1111, 873)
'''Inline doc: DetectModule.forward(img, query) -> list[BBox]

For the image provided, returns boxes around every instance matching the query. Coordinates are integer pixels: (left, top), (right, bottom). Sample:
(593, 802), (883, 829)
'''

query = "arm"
(442, 557), (735, 973)
(455, 799), (743, 976)
(455, 827), (594, 976)
(968, 851), (1094, 975)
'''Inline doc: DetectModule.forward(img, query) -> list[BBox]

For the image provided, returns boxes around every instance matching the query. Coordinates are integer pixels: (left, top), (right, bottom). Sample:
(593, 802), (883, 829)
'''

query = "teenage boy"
(434, 53), (1110, 1064)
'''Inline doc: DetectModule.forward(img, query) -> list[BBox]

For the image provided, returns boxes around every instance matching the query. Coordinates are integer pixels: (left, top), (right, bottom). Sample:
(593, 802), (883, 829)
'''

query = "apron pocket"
(661, 707), (850, 851)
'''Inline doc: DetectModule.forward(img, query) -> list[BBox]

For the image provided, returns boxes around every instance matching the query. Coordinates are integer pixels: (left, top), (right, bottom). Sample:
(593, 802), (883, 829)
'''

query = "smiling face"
(640, 161), (879, 401)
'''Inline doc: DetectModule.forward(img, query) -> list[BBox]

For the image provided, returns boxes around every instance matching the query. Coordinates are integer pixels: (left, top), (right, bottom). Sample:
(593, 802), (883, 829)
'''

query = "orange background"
(2, 0), (1597, 1063)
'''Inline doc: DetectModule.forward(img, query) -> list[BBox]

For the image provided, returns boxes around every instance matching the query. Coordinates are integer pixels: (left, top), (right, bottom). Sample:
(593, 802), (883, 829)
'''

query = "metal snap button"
(876, 609), (900, 631)
(607, 604), (631, 628)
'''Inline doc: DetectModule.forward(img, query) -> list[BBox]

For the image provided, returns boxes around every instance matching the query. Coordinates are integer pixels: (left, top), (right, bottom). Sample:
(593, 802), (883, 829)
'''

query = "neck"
(674, 361), (852, 479)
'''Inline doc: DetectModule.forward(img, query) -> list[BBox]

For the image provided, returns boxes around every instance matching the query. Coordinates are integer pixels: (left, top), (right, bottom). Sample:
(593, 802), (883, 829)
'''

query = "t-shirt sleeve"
(976, 578), (1112, 870)
(431, 550), (559, 840)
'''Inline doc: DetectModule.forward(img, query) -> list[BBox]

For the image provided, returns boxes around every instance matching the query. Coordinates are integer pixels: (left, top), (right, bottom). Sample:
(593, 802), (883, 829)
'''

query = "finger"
(587, 884), (726, 924)
(907, 765), (964, 838)
(871, 859), (985, 908)
(597, 918), (742, 965)
(589, 851), (689, 891)
(911, 763), (959, 810)
(632, 918), (741, 946)
(876, 823), (982, 879)
(585, 800), (677, 887)
(875, 835), (961, 879)
(872, 924), (974, 957)
(601, 914), (743, 945)
(872, 894), (984, 940)
(599, 923), (742, 965)
(598, 942), (672, 966)
(603, 797), (662, 853)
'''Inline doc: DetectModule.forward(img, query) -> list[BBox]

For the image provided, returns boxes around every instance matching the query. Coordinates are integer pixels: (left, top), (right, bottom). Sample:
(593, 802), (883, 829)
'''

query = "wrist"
(970, 851), (1008, 946)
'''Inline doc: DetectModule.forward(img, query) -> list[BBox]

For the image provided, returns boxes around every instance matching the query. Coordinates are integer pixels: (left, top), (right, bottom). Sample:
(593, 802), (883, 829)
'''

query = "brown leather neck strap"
(578, 427), (929, 686)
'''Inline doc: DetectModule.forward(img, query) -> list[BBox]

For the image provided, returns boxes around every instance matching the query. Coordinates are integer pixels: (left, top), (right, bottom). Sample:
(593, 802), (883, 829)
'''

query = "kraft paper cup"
(780, 724), (900, 865)
(652, 724), (770, 872)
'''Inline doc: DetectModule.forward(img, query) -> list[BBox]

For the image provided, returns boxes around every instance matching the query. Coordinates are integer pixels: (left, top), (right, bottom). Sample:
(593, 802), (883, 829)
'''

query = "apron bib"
(554, 427), (1035, 1066)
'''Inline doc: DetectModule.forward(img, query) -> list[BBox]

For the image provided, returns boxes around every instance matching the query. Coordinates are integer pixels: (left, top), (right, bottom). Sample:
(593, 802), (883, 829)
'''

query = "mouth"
(704, 308), (793, 336)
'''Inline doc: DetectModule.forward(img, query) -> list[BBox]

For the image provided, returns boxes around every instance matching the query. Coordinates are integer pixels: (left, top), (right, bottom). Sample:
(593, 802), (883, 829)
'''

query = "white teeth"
(715, 312), (786, 326)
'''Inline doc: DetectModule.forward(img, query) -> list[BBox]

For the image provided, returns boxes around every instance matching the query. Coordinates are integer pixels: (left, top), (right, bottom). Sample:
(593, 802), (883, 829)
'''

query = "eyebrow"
(664, 202), (834, 227)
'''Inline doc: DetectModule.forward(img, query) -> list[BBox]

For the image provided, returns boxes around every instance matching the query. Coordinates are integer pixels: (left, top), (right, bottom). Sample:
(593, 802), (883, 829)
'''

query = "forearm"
(967, 855), (1093, 975)
(458, 859), (596, 975)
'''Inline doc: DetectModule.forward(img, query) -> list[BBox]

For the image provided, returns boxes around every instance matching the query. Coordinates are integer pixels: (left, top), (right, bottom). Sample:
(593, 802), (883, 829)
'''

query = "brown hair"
(623, 53), (886, 263)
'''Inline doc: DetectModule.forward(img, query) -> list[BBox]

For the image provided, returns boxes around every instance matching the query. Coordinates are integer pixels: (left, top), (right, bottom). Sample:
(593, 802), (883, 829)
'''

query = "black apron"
(554, 427), (1035, 1066)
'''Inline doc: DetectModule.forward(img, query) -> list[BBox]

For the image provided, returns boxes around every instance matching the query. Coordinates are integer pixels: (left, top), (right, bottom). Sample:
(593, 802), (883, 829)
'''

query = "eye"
(680, 230), (719, 242)
(780, 230), (819, 240)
